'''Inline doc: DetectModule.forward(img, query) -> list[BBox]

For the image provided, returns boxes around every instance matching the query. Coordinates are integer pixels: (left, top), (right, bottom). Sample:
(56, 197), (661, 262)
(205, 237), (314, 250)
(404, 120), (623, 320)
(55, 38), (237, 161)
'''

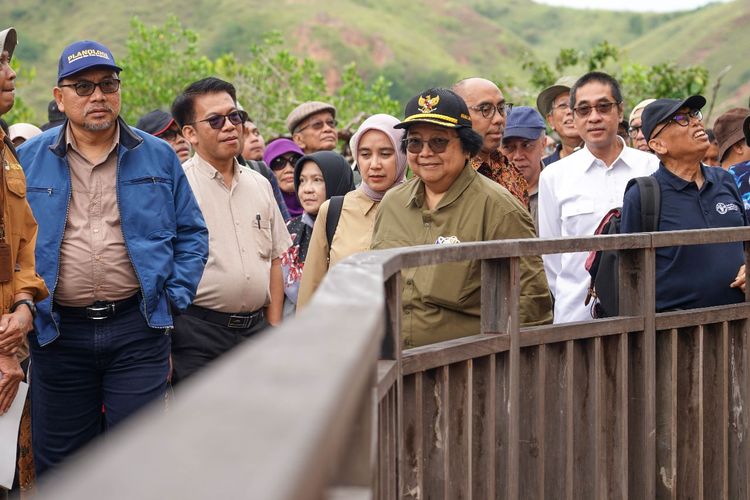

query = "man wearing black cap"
(39, 100), (66, 131)
(371, 88), (552, 348)
(18, 39), (208, 474)
(136, 109), (191, 162)
(621, 96), (747, 311)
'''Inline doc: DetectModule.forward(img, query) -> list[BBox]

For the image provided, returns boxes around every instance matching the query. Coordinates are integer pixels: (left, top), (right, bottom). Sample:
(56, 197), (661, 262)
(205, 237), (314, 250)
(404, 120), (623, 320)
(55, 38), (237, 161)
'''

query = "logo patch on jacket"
(435, 235), (460, 245)
(716, 202), (740, 214)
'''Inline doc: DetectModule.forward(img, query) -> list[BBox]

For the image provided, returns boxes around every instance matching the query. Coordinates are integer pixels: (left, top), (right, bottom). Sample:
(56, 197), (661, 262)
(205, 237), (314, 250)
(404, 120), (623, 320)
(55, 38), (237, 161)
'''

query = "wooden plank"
(655, 303), (750, 331)
(481, 259), (507, 335)
(471, 355), (496, 500)
(655, 329), (677, 499)
(520, 317), (645, 346)
(446, 362), (470, 499)
(572, 338), (596, 498)
(377, 361), (398, 401)
(701, 322), (727, 499)
(402, 335), (509, 376)
(518, 346), (542, 500)
(401, 372), (422, 499)
(542, 342), (568, 499)
(421, 367), (447, 500)
(496, 351), (510, 500)
(727, 319), (750, 499)
(628, 331), (646, 500)
(675, 326), (701, 499)
(600, 334), (626, 500)
(506, 257), (522, 500)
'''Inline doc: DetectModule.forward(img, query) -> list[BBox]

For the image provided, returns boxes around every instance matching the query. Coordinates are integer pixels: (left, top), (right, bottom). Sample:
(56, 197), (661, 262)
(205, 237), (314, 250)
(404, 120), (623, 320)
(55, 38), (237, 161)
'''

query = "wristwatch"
(10, 299), (36, 319)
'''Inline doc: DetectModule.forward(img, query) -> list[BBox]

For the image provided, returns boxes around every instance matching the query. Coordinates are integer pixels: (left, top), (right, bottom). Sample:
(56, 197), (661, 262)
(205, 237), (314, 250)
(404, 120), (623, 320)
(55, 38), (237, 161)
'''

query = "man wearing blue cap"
(17, 40), (208, 474)
(621, 95), (747, 311)
(501, 106), (547, 230)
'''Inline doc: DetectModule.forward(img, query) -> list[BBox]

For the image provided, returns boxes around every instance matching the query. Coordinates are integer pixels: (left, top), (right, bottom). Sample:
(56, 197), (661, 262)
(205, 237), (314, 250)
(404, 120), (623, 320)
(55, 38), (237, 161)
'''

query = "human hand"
(731, 264), (747, 293)
(0, 307), (33, 355)
(0, 354), (23, 414)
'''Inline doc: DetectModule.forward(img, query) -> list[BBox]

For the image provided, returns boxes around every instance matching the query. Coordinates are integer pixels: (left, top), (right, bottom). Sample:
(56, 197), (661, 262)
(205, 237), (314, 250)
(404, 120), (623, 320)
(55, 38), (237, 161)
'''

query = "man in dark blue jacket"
(17, 40), (208, 475)
(621, 96), (747, 311)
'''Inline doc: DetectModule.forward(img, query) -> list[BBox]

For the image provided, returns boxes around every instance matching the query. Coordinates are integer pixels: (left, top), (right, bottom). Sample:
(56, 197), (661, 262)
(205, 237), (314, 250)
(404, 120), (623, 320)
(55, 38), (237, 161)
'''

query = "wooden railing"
(40, 227), (750, 500)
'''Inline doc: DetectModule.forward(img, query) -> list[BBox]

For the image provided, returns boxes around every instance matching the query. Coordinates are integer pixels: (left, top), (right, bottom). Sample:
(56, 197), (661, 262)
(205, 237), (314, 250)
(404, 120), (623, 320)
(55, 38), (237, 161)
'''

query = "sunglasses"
(157, 129), (183, 142)
(404, 137), (454, 154)
(270, 154), (302, 170)
(470, 102), (513, 120)
(59, 78), (120, 97)
(572, 101), (620, 118)
(192, 110), (247, 130)
(296, 118), (337, 133)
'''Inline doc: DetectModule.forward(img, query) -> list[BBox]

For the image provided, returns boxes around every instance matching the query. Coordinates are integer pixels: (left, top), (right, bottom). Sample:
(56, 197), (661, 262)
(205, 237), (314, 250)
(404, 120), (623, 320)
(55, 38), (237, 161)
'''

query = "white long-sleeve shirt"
(538, 139), (659, 323)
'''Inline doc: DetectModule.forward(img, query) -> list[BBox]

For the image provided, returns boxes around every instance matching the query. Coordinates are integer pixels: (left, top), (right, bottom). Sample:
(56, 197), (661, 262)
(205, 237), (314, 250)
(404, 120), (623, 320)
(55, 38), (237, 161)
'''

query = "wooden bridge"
(41, 227), (750, 499)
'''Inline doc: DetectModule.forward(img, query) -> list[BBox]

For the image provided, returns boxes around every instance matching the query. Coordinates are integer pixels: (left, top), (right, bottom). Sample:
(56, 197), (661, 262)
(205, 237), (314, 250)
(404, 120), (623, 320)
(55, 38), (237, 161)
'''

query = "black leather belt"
(184, 305), (264, 329)
(54, 294), (140, 320)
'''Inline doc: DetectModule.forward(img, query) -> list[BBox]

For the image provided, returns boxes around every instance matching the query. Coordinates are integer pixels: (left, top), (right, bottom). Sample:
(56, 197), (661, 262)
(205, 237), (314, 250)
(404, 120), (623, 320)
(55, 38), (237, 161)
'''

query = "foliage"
(3, 59), (38, 125)
(118, 19), (400, 138)
(521, 41), (708, 112)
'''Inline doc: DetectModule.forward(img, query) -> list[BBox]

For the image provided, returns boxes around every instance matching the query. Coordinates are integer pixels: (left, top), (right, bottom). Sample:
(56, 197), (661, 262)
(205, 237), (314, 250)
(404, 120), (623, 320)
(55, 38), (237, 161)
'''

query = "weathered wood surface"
(37, 226), (750, 500)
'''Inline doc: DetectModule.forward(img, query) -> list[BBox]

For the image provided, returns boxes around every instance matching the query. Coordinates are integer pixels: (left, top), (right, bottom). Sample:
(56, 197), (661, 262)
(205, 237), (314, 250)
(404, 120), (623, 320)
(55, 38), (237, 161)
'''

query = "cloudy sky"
(533, 0), (732, 12)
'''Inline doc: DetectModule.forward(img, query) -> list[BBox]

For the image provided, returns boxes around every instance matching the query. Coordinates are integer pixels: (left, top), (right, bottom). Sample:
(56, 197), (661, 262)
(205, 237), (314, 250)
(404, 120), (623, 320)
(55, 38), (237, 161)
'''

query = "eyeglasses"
(651, 109), (703, 140)
(627, 125), (641, 139)
(500, 139), (539, 155)
(470, 102), (513, 119)
(158, 129), (183, 142)
(192, 110), (246, 130)
(572, 101), (621, 118)
(404, 137), (455, 154)
(270, 154), (302, 170)
(296, 118), (337, 133)
(58, 78), (121, 97)
(551, 102), (570, 113)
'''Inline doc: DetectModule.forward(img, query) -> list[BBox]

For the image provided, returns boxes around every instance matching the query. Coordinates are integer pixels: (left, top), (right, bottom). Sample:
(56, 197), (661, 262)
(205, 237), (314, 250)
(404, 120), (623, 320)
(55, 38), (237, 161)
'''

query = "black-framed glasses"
(157, 129), (182, 142)
(270, 154), (302, 170)
(192, 110), (245, 130)
(404, 137), (454, 154)
(627, 125), (641, 139)
(470, 102), (513, 119)
(58, 78), (120, 97)
(651, 109), (703, 140)
(572, 101), (620, 118)
(296, 118), (337, 133)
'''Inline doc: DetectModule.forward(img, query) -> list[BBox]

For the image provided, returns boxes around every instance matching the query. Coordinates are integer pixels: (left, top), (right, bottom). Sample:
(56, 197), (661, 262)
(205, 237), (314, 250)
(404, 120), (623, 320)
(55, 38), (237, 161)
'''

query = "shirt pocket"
(5, 168), (27, 198)
(255, 220), (273, 260)
(561, 199), (596, 236)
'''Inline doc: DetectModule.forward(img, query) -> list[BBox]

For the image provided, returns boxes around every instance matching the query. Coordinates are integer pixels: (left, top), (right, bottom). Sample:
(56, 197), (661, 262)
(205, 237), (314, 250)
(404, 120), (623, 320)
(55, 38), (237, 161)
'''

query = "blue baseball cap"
(57, 40), (122, 82)
(503, 106), (546, 141)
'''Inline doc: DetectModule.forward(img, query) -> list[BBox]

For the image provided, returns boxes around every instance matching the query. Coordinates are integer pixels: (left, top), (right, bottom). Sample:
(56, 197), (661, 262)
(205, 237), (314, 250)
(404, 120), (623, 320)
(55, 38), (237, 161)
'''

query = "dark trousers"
(170, 310), (266, 385)
(29, 304), (170, 476)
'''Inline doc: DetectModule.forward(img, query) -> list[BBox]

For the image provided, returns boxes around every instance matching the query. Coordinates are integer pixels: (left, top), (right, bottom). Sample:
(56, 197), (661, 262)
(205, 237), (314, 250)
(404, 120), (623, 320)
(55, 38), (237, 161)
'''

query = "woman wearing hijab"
(263, 138), (305, 218)
(297, 114), (407, 309)
(281, 151), (354, 315)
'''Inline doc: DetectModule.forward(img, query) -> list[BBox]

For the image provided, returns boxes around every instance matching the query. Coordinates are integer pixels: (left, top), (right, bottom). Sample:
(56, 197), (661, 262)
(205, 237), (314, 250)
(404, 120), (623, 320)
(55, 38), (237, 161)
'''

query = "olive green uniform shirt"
(371, 165), (552, 348)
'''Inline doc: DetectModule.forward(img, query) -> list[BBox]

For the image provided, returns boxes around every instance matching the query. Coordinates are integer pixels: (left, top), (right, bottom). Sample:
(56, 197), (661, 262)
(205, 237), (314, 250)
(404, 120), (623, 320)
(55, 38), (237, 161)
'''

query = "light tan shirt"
(297, 189), (378, 308)
(55, 123), (140, 306)
(183, 153), (291, 313)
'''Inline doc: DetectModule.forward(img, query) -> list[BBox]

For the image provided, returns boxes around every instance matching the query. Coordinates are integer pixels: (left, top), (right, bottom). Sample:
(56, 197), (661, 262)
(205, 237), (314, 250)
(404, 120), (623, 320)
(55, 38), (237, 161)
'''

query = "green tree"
(4, 59), (38, 125)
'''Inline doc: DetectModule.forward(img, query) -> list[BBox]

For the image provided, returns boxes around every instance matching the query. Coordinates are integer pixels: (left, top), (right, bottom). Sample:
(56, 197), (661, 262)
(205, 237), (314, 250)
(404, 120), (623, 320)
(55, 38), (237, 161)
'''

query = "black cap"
(641, 95), (706, 142)
(136, 110), (175, 137)
(395, 87), (472, 130)
(39, 100), (66, 131)
(744, 115), (750, 148)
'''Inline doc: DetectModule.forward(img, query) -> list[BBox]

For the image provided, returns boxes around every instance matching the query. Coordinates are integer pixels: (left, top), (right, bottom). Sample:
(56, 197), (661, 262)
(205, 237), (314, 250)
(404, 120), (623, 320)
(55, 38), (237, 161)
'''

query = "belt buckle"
(86, 302), (114, 320)
(228, 314), (251, 329)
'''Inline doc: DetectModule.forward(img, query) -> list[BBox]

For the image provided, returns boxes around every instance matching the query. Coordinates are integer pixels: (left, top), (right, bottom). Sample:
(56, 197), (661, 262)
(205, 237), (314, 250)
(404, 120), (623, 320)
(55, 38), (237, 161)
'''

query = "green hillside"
(2, 0), (745, 124)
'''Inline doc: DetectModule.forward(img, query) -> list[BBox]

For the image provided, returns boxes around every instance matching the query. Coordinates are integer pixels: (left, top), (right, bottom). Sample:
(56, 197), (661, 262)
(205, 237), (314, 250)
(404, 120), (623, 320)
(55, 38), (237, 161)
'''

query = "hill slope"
(2, 0), (744, 123)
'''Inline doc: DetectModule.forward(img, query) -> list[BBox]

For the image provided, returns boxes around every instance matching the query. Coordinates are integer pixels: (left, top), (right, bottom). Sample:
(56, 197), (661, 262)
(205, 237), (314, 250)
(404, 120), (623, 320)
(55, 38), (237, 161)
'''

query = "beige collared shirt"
(297, 189), (378, 309)
(183, 153), (291, 313)
(55, 123), (141, 306)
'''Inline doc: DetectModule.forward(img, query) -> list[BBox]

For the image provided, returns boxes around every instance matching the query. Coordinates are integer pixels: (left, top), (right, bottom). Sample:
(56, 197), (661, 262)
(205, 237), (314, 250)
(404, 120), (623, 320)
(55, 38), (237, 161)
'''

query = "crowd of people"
(0, 24), (749, 493)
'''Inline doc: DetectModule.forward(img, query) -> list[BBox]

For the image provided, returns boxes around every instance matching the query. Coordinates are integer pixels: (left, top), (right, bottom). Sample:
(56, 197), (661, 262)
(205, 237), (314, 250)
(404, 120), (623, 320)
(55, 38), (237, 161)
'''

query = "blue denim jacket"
(18, 118), (208, 346)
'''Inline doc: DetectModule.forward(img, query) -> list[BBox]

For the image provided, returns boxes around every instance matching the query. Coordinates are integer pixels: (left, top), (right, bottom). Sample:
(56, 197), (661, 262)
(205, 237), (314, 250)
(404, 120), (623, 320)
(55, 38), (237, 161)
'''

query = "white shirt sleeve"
(537, 166), (561, 297)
